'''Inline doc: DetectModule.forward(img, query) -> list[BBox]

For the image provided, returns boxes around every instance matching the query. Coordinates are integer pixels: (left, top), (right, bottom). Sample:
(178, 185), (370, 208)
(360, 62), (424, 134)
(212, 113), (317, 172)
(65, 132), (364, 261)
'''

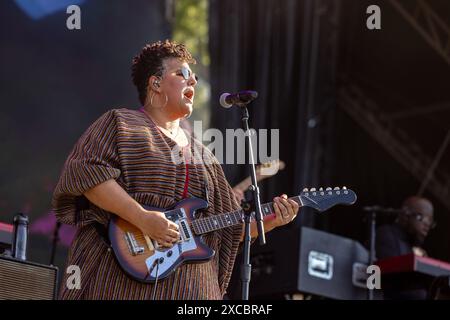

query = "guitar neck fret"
(192, 196), (303, 235)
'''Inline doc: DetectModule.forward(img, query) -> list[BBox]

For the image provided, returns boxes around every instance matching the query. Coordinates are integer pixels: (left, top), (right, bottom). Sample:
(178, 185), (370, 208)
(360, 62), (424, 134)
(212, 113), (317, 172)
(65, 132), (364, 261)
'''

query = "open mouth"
(183, 88), (194, 102)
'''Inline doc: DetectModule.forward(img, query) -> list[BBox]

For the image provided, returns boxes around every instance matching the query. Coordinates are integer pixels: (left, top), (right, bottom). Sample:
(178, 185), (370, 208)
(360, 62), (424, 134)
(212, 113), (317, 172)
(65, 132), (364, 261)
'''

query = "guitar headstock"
(299, 186), (357, 212)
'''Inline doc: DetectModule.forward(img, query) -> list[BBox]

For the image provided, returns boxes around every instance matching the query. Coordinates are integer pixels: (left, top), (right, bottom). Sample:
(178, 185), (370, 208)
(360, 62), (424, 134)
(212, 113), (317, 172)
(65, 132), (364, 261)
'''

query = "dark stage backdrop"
(209, 0), (331, 227)
(0, 0), (171, 274)
(329, 0), (450, 263)
(209, 0), (339, 298)
(209, 0), (450, 298)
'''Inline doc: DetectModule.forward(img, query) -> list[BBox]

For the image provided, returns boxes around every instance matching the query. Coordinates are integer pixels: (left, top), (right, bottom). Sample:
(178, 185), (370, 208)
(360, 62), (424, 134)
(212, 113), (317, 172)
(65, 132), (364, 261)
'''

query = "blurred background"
(1, 0), (449, 299)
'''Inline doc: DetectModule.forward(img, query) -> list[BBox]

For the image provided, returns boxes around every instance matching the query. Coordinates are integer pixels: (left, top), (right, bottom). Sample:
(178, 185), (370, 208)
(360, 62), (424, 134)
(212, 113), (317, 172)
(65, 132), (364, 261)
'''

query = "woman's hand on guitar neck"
(137, 210), (180, 248)
(241, 194), (299, 241)
(270, 194), (299, 228)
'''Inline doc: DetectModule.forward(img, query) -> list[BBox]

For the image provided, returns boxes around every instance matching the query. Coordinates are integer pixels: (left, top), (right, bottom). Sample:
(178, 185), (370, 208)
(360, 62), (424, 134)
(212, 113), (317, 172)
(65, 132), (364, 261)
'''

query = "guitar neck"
(191, 196), (302, 235)
(190, 187), (356, 235)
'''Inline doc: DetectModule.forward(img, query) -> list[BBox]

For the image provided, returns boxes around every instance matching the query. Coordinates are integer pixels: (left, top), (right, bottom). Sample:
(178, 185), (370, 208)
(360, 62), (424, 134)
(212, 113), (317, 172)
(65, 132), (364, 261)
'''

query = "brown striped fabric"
(52, 108), (243, 300)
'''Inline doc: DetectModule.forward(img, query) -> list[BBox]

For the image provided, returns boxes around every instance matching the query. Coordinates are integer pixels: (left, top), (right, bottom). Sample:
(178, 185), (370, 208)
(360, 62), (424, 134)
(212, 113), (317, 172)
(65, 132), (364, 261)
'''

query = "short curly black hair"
(131, 39), (196, 105)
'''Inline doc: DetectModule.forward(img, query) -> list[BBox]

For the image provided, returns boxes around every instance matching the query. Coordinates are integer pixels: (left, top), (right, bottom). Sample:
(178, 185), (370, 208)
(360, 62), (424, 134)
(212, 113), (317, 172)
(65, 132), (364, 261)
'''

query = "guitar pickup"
(125, 232), (145, 256)
(178, 219), (191, 242)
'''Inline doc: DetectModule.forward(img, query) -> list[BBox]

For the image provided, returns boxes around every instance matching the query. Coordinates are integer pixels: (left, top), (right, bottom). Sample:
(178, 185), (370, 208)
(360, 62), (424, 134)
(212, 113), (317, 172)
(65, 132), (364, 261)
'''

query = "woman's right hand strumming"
(137, 210), (180, 248)
(83, 178), (180, 248)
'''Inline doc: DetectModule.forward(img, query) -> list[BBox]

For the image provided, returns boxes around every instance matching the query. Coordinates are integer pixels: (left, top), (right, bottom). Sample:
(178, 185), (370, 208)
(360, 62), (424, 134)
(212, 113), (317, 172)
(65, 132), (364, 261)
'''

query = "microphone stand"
(365, 207), (376, 301)
(238, 104), (265, 300)
(362, 205), (401, 300)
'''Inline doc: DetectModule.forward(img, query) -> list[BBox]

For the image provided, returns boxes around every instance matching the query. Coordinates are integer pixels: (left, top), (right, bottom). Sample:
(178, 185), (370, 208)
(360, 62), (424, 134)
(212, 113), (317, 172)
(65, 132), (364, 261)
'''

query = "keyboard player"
(376, 196), (435, 299)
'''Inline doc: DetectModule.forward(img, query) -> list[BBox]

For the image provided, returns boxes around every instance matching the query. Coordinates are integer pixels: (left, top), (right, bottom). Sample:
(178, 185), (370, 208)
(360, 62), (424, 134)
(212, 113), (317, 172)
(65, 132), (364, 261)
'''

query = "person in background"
(376, 195), (435, 299)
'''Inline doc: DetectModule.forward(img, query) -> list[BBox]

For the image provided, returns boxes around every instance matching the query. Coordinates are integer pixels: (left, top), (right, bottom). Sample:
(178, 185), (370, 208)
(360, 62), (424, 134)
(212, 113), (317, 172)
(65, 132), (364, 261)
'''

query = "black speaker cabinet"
(0, 255), (58, 300)
(246, 227), (372, 300)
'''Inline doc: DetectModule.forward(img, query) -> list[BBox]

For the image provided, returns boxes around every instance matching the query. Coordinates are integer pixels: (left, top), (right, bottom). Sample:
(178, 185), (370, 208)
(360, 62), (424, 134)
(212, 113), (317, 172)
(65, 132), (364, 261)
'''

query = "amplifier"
(0, 255), (58, 300)
(234, 226), (375, 299)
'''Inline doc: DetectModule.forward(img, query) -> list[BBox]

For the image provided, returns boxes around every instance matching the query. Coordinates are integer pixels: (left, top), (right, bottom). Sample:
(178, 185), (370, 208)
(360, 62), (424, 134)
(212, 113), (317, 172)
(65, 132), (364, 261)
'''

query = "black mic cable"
(151, 258), (162, 300)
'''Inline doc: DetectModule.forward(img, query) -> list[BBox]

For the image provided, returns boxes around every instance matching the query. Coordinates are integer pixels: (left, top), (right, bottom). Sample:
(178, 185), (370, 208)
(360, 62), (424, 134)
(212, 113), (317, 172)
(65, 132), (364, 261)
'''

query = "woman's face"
(158, 57), (197, 119)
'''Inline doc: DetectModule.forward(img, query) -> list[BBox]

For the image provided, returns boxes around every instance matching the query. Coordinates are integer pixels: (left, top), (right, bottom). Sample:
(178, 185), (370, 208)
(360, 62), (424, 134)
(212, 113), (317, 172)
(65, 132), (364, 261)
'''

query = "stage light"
(14, 0), (86, 20)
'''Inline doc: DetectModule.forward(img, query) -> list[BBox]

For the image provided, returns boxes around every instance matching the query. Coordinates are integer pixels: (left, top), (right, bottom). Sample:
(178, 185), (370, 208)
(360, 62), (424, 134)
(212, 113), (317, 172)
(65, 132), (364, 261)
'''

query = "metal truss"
(389, 0), (450, 66)
(386, 101), (450, 120)
(338, 83), (450, 211)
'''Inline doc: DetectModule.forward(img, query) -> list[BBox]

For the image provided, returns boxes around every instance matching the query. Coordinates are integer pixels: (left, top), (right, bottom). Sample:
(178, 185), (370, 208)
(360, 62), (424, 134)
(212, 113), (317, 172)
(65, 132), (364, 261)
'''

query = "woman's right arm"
(83, 179), (179, 247)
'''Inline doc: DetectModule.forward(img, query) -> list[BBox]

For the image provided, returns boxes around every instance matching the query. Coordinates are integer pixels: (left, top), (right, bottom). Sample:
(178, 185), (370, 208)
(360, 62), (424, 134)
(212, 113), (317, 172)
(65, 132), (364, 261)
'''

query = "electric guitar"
(108, 187), (357, 283)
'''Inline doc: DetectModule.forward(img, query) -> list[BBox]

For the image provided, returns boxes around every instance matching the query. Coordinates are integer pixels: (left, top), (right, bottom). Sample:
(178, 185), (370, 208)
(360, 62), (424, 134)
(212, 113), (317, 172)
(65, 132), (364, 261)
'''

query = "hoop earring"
(183, 111), (192, 119)
(150, 92), (168, 109)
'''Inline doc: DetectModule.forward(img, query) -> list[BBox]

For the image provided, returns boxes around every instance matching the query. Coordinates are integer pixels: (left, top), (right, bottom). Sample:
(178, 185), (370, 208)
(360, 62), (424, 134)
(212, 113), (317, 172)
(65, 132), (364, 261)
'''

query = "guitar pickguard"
(145, 207), (198, 278)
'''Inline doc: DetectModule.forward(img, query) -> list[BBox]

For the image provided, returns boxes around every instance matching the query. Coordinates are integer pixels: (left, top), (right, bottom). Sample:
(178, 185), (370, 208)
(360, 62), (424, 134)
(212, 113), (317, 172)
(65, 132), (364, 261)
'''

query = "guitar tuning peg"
(333, 187), (340, 190)
(342, 186), (347, 190)
(319, 187), (323, 191)
(310, 188), (316, 192)
(326, 187), (332, 191)
(303, 188), (309, 192)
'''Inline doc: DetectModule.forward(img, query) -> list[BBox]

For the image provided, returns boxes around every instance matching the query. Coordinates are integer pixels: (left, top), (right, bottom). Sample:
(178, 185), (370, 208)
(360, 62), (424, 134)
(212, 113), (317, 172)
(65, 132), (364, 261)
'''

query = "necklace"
(141, 108), (181, 139)
(160, 125), (181, 139)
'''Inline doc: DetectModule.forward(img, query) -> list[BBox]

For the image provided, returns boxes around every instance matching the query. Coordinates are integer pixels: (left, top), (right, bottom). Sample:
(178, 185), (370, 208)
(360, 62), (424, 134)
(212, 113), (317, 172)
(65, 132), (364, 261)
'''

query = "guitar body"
(108, 197), (214, 283)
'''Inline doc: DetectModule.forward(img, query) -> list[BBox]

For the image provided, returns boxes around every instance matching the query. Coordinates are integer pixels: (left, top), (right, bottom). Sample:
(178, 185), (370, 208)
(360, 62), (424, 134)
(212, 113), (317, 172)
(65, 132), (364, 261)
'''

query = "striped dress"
(52, 108), (243, 300)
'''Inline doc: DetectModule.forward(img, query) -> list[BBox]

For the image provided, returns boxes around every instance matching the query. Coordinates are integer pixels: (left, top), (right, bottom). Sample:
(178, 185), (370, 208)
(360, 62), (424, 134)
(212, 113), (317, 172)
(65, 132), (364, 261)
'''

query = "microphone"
(219, 90), (258, 108)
